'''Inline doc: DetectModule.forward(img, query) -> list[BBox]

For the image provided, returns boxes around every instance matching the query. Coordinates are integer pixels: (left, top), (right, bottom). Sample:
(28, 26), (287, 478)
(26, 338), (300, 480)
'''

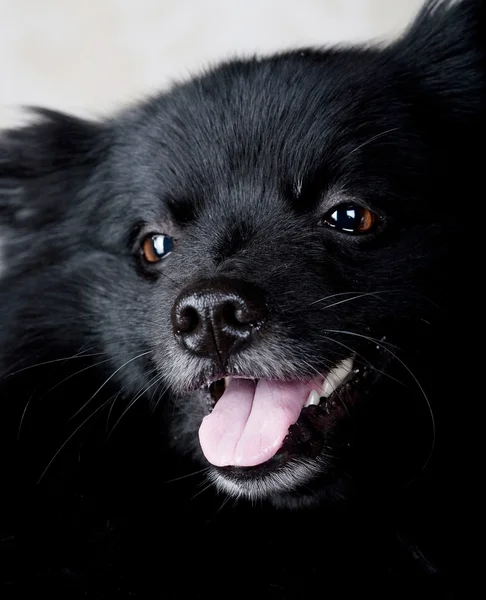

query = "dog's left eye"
(321, 204), (377, 234)
(141, 234), (174, 263)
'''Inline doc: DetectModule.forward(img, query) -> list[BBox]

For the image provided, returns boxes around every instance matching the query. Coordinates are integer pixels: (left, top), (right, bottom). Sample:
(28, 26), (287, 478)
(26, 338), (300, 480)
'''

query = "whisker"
(43, 357), (113, 401)
(16, 357), (114, 440)
(345, 127), (399, 158)
(323, 334), (403, 384)
(4, 350), (107, 379)
(215, 494), (232, 515)
(69, 350), (152, 420)
(309, 290), (389, 308)
(149, 377), (169, 413)
(106, 390), (123, 431)
(332, 385), (351, 417)
(17, 392), (35, 440)
(165, 467), (211, 484)
(190, 480), (215, 502)
(107, 375), (169, 437)
(105, 365), (159, 430)
(299, 356), (336, 378)
(37, 397), (111, 483)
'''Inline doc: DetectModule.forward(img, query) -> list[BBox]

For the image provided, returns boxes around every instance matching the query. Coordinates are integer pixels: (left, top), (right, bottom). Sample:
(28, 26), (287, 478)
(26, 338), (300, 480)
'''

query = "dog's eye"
(141, 234), (174, 263)
(322, 205), (377, 234)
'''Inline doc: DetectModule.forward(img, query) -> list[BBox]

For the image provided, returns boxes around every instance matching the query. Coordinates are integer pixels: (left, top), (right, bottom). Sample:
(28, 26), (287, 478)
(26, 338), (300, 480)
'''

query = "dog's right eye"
(321, 204), (377, 234)
(141, 234), (174, 263)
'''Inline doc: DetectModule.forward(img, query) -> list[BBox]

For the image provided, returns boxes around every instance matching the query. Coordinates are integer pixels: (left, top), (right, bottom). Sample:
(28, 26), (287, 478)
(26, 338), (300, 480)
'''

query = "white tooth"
(321, 357), (354, 398)
(224, 377), (231, 389)
(304, 390), (320, 407)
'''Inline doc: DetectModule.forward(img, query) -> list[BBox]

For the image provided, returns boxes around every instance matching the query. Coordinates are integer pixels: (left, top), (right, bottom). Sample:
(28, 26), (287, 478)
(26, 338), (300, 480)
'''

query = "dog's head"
(1, 0), (482, 506)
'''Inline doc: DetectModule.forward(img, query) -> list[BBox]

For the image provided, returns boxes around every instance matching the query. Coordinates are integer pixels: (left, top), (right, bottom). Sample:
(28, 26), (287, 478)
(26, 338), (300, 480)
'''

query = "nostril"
(176, 305), (200, 334)
(221, 301), (259, 329)
(221, 302), (241, 328)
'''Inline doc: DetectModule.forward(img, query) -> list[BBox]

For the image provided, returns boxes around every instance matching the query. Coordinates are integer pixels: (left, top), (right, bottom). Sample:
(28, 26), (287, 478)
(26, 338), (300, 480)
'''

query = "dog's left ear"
(393, 0), (484, 127)
(0, 108), (108, 228)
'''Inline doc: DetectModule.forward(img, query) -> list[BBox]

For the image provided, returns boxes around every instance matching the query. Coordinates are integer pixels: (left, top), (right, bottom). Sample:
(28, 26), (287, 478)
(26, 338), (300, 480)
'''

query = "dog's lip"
(193, 359), (354, 390)
(198, 356), (356, 403)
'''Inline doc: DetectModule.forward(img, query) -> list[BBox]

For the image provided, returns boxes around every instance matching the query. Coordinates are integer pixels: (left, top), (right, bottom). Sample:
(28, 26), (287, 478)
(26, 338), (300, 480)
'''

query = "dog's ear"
(394, 0), (484, 126)
(0, 108), (108, 229)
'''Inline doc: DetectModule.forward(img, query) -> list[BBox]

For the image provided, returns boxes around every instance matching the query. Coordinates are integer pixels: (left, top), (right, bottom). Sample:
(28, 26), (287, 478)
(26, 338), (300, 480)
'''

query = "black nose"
(171, 277), (267, 361)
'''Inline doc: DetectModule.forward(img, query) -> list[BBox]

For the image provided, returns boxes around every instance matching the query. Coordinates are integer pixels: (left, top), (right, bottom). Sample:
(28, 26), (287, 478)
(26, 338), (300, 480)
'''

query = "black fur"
(0, 1), (483, 594)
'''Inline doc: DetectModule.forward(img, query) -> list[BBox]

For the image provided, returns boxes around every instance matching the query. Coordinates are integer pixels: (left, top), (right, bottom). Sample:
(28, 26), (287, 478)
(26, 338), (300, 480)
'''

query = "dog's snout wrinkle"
(171, 277), (267, 361)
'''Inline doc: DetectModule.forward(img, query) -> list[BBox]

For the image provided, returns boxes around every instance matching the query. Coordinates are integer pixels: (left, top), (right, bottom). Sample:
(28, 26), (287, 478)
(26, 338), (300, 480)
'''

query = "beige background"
(0, 0), (426, 127)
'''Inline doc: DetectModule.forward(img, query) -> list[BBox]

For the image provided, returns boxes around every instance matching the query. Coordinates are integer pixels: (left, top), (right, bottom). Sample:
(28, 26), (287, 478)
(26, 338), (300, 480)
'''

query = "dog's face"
(0, 2), (482, 508)
(122, 57), (442, 503)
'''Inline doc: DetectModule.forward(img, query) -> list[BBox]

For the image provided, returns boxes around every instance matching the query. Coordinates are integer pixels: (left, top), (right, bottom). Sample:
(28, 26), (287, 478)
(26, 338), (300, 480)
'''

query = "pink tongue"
(198, 378), (311, 467)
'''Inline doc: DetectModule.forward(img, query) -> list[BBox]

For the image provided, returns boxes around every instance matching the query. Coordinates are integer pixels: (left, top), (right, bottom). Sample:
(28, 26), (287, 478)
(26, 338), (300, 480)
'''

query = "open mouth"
(198, 356), (371, 469)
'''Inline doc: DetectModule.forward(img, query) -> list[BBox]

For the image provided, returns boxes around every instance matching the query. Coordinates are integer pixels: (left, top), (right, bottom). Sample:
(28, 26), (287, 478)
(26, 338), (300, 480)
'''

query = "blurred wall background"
(1, 0), (425, 127)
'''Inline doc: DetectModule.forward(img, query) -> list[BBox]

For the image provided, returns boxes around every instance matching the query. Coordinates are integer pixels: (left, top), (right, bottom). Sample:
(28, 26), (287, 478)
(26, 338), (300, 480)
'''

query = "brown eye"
(322, 205), (377, 234)
(141, 234), (174, 263)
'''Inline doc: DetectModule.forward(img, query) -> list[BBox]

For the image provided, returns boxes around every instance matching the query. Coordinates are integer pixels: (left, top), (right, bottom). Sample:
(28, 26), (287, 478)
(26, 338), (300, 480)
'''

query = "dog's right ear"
(0, 108), (109, 229)
(393, 0), (484, 127)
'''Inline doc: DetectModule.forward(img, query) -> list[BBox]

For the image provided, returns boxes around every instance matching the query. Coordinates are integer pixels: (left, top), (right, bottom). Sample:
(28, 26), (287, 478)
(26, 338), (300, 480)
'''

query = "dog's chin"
(208, 457), (332, 508)
(186, 355), (386, 506)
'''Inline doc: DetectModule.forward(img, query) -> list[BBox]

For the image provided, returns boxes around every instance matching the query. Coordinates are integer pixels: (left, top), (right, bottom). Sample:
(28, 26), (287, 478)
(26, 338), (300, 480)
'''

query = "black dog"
(1, 0), (483, 593)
